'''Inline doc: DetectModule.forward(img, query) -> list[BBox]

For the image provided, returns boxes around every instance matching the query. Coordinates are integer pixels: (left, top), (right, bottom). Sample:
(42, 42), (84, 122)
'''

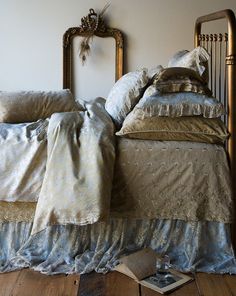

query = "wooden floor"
(0, 269), (236, 296)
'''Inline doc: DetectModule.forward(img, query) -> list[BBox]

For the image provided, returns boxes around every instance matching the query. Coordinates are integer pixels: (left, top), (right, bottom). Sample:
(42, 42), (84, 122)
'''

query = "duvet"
(0, 98), (116, 234)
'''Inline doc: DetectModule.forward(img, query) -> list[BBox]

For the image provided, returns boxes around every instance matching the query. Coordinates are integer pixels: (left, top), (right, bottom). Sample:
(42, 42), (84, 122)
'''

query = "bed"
(0, 9), (236, 275)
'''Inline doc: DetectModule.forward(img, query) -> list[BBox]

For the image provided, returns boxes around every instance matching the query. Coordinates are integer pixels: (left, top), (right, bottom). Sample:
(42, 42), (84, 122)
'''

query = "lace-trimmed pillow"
(0, 89), (83, 123)
(105, 69), (149, 127)
(132, 91), (225, 118)
(117, 114), (229, 144)
(168, 46), (209, 82)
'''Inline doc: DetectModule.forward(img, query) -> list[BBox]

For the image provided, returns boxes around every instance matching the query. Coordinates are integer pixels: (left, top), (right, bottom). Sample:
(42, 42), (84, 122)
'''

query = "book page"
(139, 270), (193, 294)
(115, 248), (157, 281)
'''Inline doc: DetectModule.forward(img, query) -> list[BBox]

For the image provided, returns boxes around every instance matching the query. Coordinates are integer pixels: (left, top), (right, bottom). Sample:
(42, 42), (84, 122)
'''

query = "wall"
(0, 0), (236, 99)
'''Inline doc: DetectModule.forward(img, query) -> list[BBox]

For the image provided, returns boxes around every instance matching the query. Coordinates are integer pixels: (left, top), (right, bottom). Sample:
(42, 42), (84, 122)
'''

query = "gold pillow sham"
(153, 67), (212, 96)
(116, 114), (229, 144)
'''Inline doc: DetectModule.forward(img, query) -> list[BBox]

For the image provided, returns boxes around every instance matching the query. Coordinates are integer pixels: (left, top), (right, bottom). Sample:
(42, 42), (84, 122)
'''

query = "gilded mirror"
(63, 8), (124, 98)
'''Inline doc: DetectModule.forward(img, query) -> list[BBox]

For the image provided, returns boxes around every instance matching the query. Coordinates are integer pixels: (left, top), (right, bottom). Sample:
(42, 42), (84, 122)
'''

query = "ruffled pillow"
(105, 69), (149, 127)
(132, 92), (225, 118)
(0, 89), (82, 123)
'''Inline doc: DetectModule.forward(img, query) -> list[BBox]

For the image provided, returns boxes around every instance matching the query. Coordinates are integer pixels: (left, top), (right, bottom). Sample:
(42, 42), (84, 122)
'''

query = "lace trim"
(0, 201), (36, 222)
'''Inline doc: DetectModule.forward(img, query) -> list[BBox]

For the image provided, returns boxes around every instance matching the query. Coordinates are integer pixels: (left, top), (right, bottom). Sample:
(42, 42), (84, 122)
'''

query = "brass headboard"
(195, 9), (236, 242)
(194, 9), (236, 164)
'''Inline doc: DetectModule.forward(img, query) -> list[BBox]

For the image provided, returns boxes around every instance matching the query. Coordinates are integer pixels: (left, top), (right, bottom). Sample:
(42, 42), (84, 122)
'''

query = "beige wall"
(0, 0), (236, 99)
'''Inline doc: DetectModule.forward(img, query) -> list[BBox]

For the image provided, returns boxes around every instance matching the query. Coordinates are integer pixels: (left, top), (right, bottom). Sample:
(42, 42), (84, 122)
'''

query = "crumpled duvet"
(31, 98), (115, 234)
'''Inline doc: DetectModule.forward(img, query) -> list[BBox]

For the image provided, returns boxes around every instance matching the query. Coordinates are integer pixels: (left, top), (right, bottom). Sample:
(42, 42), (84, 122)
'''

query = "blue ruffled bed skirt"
(0, 219), (236, 275)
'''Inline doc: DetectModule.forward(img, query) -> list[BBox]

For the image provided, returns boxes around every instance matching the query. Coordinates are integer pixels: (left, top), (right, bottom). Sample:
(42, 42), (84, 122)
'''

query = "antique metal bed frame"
(195, 9), (236, 243)
(63, 8), (236, 244)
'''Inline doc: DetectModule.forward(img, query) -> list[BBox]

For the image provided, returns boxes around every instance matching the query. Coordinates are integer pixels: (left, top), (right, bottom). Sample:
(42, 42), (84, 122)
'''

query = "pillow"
(105, 69), (149, 127)
(132, 92), (225, 118)
(168, 46), (209, 83)
(0, 89), (82, 123)
(151, 67), (211, 96)
(116, 113), (229, 144)
(147, 65), (163, 80)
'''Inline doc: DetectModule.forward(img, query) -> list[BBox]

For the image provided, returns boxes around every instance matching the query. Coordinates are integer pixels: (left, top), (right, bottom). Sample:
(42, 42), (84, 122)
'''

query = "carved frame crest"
(63, 8), (124, 91)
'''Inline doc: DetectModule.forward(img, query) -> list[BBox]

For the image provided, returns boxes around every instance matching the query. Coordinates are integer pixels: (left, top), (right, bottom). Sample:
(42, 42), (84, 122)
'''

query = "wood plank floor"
(0, 269), (236, 296)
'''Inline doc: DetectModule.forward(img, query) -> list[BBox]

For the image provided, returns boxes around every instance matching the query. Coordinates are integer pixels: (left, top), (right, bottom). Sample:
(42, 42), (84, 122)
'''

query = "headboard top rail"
(194, 9), (236, 55)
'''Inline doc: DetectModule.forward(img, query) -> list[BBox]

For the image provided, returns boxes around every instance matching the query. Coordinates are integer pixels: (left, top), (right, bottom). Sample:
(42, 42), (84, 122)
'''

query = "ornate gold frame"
(63, 9), (124, 91)
(195, 9), (236, 245)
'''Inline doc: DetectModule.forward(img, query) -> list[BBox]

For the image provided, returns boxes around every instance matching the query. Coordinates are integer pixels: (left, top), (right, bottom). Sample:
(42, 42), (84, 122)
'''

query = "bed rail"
(195, 9), (236, 244)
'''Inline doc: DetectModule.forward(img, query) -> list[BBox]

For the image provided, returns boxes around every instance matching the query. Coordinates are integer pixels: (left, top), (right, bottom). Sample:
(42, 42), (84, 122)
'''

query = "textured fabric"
(0, 120), (48, 202)
(152, 67), (211, 95)
(116, 115), (229, 144)
(133, 92), (225, 118)
(168, 46), (210, 82)
(0, 201), (36, 222)
(0, 90), (82, 123)
(105, 69), (149, 126)
(0, 219), (236, 275)
(32, 98), (115, 234)
(111, 138), (233, 223)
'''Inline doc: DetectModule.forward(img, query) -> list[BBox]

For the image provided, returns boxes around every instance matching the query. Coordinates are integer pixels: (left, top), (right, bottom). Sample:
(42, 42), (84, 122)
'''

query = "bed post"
(195, 9), (236, 247)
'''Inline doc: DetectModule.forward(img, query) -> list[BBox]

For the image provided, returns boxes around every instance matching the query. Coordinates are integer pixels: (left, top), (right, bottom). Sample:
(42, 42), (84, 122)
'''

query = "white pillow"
(168, 46), (209, 80)
(148, 65), (163, 79)
(105, 69), (149, 127)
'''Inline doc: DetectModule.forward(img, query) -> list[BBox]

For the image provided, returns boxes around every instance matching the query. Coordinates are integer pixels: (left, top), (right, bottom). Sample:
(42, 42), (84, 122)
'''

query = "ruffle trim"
(134, 102), (225, 118)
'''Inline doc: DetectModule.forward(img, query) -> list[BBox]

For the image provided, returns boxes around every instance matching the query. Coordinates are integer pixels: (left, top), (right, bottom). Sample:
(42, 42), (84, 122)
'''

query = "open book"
(114, 248), (193, 294)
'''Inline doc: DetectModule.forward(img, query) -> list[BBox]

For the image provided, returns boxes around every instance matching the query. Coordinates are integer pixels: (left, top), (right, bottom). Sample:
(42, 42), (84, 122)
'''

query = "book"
(114, 248), (193, 294)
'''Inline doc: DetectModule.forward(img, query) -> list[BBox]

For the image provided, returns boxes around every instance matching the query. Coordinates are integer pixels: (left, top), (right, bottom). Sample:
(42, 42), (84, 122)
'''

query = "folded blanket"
(32, 98), (115, 234)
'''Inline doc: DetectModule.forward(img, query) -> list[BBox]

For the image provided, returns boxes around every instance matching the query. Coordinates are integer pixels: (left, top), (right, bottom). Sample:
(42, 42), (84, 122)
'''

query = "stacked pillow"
(105, 69), (149, 127)
(168, 46), (209, 83)
(115, 47), (229, 145)
(116, 113), (228, 144)
(105, 66), (164, 127)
